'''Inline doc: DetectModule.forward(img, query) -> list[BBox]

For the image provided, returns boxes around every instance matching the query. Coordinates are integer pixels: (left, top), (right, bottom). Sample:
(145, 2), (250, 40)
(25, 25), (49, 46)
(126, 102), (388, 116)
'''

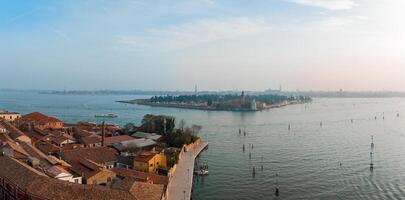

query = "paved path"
(167, 142), (208, 200)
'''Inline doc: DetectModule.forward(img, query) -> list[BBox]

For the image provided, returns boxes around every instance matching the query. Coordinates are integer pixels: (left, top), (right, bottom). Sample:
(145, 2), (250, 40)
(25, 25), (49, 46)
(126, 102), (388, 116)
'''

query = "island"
(118, 91), (312, 111)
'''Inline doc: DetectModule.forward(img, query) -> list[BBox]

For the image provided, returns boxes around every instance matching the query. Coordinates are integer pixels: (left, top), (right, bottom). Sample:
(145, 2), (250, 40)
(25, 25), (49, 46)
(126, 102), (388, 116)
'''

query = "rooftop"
(20, 112), (62, 125)
(112, 167), (168, 185)
(105, 135), (134, 146)
(0, 155), (139, 200)
(0, 111), (20, 115)
(131, 132), (162, 141)
(133, 151), (157, 163)
(63, 147), (118, 165)
(81, 136), (101, 145)
(112, 138), (156, 152)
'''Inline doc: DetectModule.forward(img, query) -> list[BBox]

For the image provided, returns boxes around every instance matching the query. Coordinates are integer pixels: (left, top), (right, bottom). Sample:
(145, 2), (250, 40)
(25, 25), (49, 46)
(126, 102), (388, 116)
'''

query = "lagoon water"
(1, 90), (405, 200)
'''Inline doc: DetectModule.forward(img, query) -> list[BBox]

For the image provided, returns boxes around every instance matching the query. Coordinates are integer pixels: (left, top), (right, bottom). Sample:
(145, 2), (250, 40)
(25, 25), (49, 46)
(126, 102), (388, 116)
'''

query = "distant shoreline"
(2, 89), (405, 98)
(117, 99), (309, 112)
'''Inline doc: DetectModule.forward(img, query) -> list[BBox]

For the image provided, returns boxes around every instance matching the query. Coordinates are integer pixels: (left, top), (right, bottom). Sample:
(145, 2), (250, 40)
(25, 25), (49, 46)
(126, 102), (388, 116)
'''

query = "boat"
(194, 169), (209, 176)
(94, 113), (118, 118)
(194, 162), (209, 176)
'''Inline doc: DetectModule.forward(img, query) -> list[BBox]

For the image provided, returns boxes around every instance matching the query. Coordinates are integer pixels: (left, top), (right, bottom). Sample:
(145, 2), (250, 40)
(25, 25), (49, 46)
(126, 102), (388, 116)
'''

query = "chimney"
(101, 121), (105, 147)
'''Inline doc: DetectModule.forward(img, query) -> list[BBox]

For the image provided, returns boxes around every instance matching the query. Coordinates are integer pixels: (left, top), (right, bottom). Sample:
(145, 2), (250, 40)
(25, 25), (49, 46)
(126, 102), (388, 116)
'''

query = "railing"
(162, 138), (204, 200)
(0, 176), (48, 200)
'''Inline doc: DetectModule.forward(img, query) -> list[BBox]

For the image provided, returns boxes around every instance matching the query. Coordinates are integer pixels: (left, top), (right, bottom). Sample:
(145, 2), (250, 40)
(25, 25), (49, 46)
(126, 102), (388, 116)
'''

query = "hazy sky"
(0, 0), (404, 91)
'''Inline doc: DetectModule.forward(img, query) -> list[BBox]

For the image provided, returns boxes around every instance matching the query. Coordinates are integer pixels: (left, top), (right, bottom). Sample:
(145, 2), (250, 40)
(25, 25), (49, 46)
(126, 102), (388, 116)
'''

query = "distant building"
(0, 111), (21, 122)
(251, 99), (257, 111)
(19, 112), (63, 130)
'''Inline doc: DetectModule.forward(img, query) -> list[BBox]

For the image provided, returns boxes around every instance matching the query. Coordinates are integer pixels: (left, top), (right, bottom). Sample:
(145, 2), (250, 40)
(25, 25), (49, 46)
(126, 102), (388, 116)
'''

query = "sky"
(0, 0), (404, 91)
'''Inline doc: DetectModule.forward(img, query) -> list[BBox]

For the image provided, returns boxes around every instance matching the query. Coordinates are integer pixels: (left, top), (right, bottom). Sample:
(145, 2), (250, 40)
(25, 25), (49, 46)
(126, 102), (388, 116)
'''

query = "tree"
(140, 114), (175, 135)
(122, 123), (136, 135)
(191, 124), (202, 135)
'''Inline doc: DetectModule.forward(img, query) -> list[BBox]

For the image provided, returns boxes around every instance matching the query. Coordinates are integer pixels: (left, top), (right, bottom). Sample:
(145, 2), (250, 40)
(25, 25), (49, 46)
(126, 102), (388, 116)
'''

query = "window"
(75, 179), (79, 183)
(150, 163), (153, 167)
(156, 162), (159, 165)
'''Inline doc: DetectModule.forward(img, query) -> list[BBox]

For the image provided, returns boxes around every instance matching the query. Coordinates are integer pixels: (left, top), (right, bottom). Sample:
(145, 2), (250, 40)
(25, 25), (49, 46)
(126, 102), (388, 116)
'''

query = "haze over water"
(1, 90), (405, 199)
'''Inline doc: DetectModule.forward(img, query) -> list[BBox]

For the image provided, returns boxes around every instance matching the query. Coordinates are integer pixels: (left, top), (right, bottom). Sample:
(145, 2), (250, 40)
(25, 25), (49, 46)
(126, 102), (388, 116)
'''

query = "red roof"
(20, 112), (62, 125)
(112, 168), (168, 185)
(104, 135), (134, 146)
(81, 136), (101, 145)
(133, 151), (157, 163)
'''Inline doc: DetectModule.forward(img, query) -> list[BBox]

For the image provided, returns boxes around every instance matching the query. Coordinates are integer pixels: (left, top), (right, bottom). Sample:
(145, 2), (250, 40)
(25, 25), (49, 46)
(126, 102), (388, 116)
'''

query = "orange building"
(19, 112), (63, 130)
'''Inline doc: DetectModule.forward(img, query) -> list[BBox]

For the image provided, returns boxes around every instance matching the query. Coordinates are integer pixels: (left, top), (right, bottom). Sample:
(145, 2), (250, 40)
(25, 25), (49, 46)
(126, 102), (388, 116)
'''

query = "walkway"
(167, 141), (208, 200)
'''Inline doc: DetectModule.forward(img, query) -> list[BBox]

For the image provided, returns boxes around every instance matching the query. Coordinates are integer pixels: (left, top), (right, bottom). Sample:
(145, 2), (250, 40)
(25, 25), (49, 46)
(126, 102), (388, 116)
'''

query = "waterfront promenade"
(167, 141), (208, 200)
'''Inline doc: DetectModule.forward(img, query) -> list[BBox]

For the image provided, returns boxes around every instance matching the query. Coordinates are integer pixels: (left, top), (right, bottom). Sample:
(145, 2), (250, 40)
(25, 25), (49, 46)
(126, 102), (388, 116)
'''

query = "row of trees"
(122, 114), (201, 148)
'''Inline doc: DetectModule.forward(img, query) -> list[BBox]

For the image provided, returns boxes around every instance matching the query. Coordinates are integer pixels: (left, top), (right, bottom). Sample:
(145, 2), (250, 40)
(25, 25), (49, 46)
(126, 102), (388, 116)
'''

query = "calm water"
(1, 90), (405, 200)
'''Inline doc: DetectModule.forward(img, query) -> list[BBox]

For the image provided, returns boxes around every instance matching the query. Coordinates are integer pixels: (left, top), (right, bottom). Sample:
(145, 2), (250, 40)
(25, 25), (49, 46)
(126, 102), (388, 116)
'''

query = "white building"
(0, 111), (21, 122)
(0, 124), (7, 134)
(45, 165), (82, 184)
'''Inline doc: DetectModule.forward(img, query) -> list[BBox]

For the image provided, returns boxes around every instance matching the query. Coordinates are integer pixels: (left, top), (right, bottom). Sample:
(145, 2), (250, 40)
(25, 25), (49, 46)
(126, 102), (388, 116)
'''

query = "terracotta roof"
(129, 180), (164, 200)
(51, 135), (70, 145)
(81, 136), (101, 145)
(45, 165), (72, 178)
(133, 151), (157, 163)
(105, 135), (134, 146)
(35, 141), (61, 155)
(0, 111), (20, 115)
(0, 120), (26, 140)
(0, 156), (138, 200)
(62, 143), (84, 150)
(70, 158), (108, 179)
(112, 167), (168, 185)
(111, 177), (164, 200)
(20, 112), (62, 125)
(0, 134), (30, 157)
(24, 130), (48, 142)
(74, 128), (95, 138)
(63, 147), (118, 165)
